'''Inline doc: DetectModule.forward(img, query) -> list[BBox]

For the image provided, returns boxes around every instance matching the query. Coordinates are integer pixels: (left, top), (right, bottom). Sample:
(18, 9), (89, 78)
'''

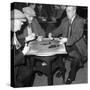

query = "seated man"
(11, 9), (35, 87)
(48, 6), (87, 84)
(17, 6), (46, 42)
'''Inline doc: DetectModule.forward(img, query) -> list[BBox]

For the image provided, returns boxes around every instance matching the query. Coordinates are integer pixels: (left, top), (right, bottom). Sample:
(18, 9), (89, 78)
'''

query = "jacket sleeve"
(17, 28), (28, 39)
(32, 18), (46, 37)
(51, 18), (66, 37)
(66, 18), (84, 46)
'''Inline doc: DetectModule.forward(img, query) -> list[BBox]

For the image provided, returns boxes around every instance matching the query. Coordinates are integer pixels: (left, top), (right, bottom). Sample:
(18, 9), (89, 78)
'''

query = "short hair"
(66, 5), (77, 11)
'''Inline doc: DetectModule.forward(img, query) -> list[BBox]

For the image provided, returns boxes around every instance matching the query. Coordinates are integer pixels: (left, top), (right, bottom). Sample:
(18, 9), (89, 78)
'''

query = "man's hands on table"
(37, 36), (43, 41)
(48, 33), (68, 44)
(59, 37), (68, 44)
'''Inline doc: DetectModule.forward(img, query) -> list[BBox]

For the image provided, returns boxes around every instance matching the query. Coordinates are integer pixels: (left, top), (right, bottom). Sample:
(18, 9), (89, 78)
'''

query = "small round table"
(26, 38), (67, 85)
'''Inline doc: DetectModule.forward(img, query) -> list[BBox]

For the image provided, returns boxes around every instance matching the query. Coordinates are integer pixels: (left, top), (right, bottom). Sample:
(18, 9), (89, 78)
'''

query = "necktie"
(67, 20), (72, 38)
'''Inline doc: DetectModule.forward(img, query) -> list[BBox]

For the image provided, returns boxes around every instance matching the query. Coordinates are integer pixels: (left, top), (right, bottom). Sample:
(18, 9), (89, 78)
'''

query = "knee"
(69, 50), (81, 62)
(72, 58), (80, 64)
(70, 58), (80, 69)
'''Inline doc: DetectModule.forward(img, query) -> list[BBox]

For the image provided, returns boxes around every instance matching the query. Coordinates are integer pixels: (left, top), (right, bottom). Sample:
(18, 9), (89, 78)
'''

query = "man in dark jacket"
(23, 6), (46, 38)
(49, 6), (87, 84)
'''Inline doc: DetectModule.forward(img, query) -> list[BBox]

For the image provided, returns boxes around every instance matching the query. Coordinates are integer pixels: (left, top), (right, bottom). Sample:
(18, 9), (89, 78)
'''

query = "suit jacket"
(31, 18), (45, 37)
(52, 15), (87, 57)
(17, 18), (46, 39)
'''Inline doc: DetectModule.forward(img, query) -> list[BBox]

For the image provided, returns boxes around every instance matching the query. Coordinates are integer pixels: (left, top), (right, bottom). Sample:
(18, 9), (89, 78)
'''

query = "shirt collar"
(70, 14), (76, 24)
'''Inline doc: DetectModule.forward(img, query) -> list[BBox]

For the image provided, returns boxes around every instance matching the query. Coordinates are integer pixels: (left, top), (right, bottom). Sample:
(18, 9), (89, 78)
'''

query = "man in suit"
(11, 9), (29, 65)
(18, 6), (46, 41)
(49, 6), (87, 84)
(11, 9), (35, 87)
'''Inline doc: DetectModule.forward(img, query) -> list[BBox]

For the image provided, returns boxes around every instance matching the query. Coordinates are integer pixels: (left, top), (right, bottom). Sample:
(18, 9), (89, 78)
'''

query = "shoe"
(56, 69), (66, 83)
(66, 78), (72, 84)
(80, 57), (87, 68)
(56, 71), (63, 78)
(79, 62), (84, 68)
(79, 60), (84, 68)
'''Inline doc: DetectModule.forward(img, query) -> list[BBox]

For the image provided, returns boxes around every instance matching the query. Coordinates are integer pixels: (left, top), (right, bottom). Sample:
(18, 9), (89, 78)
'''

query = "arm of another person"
(51, 18), (66, 37)
(32, 18), (46, 37)
(17, 27), (28, 40)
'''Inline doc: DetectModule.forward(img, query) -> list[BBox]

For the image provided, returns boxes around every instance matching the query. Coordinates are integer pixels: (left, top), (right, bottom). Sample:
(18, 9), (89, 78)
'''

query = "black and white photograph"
(11, 1), (88, 88)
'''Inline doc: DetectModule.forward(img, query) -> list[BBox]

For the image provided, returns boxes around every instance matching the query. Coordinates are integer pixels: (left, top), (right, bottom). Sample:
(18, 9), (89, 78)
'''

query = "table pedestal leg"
(47, 62), (53, 85)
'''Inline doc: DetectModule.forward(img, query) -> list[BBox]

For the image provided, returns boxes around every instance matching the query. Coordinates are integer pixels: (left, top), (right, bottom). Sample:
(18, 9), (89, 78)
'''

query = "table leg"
(47, 62), (53, 85)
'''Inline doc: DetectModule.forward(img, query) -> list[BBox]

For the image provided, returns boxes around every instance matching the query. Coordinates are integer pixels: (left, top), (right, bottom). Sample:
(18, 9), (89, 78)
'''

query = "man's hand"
(59, 37), (68, 44)
(37, 36), (43, 41)
(22, 43), (30, 55)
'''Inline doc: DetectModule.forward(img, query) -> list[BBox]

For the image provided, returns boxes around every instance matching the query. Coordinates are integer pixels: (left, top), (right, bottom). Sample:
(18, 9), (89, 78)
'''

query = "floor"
(33, 61), (88, 87)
